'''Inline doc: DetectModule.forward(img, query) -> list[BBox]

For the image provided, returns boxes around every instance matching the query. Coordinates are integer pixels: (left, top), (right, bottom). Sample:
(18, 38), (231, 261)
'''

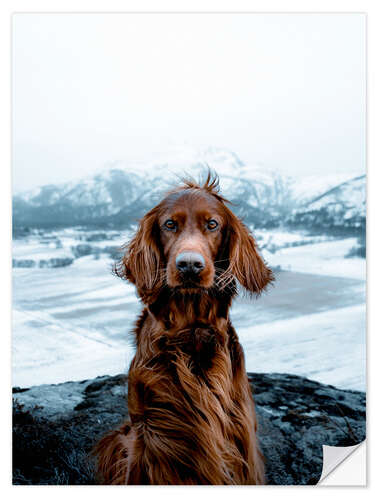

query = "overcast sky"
(13, 13), (365, 192)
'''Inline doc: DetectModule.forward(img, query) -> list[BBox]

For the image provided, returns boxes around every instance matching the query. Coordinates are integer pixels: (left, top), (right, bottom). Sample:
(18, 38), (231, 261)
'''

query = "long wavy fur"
(94, 172), (273, 485)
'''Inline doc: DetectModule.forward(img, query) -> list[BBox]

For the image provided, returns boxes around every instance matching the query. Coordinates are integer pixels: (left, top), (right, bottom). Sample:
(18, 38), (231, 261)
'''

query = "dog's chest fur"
(124, 301), (259, 484)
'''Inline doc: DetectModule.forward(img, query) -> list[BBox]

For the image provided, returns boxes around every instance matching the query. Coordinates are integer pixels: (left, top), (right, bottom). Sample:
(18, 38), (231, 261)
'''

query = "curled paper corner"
(318, 440), (366, 485)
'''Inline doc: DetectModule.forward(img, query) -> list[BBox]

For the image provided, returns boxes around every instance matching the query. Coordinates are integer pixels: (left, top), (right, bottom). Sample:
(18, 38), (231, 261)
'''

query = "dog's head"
(118, 173), (273, 304)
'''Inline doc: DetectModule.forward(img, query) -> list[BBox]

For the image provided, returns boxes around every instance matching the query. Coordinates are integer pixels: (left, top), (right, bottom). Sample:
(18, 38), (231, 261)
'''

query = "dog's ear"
(116, 208), (163, 303)
(220, 207), (274, 294)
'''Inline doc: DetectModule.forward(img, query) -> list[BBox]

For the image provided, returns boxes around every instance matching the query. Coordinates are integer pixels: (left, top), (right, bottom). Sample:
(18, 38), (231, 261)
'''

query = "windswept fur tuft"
(174, 169), (230, 204)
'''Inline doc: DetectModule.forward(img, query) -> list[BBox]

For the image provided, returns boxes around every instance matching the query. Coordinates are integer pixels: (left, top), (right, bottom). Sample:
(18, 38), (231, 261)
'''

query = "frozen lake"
(12, 234), (366, 391)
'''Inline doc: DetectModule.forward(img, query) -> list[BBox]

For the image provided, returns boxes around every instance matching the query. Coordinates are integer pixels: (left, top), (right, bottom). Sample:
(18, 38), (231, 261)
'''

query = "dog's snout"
(176, 252), (205, 275)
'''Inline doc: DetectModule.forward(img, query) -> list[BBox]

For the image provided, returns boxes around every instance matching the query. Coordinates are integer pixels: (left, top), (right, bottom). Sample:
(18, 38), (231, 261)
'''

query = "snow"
(291, 174), (362, 204)
(14, 146), (363, 215)
(12, 308), (132, 388)
(263, 238), (366, 280)
(256, 230), (312, 245)
(241, 304), (366, 391)
(12, 299), (365, 391)
(13, 239), (74, 261)
(12, 230), (366, 392)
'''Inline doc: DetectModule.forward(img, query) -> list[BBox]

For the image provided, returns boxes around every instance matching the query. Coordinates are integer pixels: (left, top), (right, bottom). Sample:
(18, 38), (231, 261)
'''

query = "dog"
(95, 172), (273, 484)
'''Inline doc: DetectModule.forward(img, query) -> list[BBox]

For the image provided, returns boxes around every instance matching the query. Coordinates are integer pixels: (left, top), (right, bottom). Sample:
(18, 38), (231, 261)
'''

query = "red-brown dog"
(95, 173), (273, 484)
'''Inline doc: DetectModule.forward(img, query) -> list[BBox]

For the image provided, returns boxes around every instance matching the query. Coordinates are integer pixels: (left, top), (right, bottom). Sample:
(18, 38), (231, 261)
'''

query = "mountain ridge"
(12, 148), (365, 233)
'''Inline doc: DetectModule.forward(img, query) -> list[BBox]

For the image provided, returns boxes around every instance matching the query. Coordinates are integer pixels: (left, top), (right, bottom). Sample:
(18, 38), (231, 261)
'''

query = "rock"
(38, 257), (74, 268)
(249, 373), (365, 485)
(12, 257), (74, 269)
(70, 244), (95, 258)
(12, 259), (36, 268)
(12, 373), (365, 485)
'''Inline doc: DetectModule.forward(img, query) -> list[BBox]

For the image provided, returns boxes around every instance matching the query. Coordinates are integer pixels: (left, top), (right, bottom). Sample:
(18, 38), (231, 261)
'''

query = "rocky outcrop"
(12, 373), (366, 485)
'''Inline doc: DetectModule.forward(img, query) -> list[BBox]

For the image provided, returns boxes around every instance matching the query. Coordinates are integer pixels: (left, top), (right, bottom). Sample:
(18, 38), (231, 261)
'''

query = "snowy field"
(12, 229), (366, 391)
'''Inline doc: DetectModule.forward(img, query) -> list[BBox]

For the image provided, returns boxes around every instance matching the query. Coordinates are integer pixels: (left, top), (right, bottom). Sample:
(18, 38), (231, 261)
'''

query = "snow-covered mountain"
(289, 175), (366, 231)
(12, 147), (365, 232)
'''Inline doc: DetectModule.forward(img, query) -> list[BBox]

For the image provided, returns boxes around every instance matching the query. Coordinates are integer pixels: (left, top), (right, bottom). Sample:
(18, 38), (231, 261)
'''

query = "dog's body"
(95, 174), (273, 485)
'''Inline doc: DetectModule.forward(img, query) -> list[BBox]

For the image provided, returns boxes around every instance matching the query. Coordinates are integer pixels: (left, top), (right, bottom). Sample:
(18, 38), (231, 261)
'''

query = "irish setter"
(95, 173), (273, 485)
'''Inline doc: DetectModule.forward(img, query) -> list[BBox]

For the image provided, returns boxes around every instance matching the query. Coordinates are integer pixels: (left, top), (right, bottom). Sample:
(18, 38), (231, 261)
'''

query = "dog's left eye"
(164, 219), (177, 231)
(207, 219), (218, 231)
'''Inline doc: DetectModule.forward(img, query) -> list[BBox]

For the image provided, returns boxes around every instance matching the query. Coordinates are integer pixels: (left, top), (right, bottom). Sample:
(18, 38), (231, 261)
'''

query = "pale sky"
(12, 13), (365, 192)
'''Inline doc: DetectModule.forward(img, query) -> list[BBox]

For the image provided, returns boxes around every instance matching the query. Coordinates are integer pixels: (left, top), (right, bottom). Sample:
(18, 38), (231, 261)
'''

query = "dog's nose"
(176, 252), (205, 275)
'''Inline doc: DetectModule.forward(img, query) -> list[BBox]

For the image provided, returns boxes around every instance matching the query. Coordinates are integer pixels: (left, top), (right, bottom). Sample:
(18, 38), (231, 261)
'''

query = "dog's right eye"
(164, 220), (177, 231)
